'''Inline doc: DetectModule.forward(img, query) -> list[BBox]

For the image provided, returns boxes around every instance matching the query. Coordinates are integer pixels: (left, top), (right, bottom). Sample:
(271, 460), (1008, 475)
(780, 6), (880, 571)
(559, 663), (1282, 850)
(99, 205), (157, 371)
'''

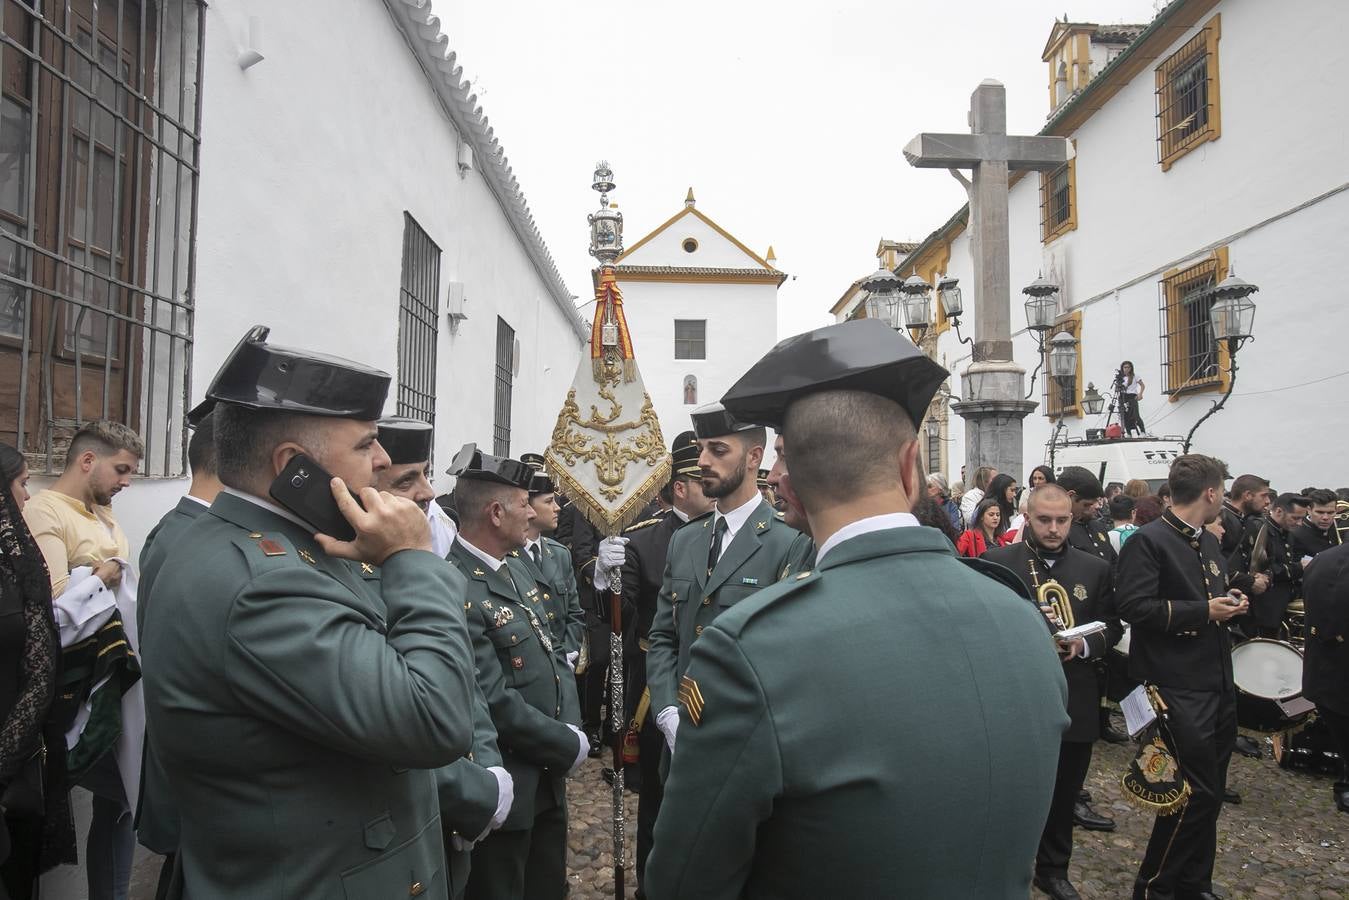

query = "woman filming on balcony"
(1117, 360), (1146, 436)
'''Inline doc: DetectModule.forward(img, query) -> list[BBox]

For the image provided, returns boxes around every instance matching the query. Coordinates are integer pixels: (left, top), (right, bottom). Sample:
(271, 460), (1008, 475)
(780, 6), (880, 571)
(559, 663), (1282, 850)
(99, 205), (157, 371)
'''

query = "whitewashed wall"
(932, 0), (1349, 491)
(79, 0), (584, 554)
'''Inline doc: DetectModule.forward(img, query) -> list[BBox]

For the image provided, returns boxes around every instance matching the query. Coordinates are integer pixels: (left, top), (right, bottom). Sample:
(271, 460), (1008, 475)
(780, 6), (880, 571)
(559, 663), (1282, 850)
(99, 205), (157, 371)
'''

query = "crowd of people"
(0, 318), (1345, 900)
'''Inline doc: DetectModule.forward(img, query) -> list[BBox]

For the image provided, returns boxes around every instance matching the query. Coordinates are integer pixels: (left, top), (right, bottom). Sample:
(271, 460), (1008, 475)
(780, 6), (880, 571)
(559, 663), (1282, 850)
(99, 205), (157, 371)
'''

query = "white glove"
(591, 536), (629, 593)
(566, 724), (590, 775)
(486, 766), (513, 833)
(565, 650), (579, 672)
(656, 705), (680, 753)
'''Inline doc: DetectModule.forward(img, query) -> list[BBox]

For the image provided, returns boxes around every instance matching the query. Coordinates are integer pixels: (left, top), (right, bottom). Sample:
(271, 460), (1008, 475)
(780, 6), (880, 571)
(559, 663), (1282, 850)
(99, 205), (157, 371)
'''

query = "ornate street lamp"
(1047, 330), (1078, 380)
(1183, 270), (1259, 452)
(1082, 383), (1105, 416)
(900, 273), (933, 335)
(937, 275), (973, 346)
(1022, 273), (1061, 398)
(861, 265), (902, 328)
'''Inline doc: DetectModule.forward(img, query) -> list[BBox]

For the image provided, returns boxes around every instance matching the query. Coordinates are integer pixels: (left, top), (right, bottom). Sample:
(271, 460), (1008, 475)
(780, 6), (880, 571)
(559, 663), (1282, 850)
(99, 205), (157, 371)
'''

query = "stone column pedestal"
(951, 360), (1039, 481)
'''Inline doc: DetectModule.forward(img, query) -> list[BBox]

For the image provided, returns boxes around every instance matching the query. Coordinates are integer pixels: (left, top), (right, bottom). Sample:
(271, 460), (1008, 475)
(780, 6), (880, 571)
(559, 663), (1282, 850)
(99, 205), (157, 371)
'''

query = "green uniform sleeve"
(223, 548), (475, 769)
(467, 610), (580, 772)
(646, 625), (781, 900)
(645, 555), (680, 714)
(558, 549), (586, 657)
(435, 683), (504, 838)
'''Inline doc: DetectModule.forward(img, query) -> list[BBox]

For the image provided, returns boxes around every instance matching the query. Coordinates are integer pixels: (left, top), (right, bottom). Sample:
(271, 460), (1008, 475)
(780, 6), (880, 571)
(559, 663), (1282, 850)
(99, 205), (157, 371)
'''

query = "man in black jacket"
(1116, 454), (1248, 900)
(1302, 541), (1349, 813)
(1057, 466), (1117, 567)
(1227, 492), (1309, 638)
(1219, 473), (1270, 558)
(1292, 488), (1341, 561)
(985, 484), (1121, 900)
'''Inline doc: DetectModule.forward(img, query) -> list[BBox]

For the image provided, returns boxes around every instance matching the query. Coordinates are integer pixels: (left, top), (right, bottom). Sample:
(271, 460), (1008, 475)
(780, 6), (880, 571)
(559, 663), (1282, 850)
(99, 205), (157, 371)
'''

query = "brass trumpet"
(1038, 579), (1075, 631)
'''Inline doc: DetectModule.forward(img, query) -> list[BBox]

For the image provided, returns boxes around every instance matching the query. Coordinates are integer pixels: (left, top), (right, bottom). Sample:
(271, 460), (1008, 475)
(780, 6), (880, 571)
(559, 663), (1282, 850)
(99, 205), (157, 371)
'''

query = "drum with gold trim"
(1232, 638), (1311, 734)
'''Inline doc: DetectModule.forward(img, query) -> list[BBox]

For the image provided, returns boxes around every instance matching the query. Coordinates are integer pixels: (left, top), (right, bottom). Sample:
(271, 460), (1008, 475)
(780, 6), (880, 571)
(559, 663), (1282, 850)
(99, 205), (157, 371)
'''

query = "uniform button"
(510, 635), (518, 643)
(410, 882), (425, 896)
(702, 597), (710, 606)
(695, 625), (703, 635)
(544, 593), (551, 600)
(672, 592), (678, 600)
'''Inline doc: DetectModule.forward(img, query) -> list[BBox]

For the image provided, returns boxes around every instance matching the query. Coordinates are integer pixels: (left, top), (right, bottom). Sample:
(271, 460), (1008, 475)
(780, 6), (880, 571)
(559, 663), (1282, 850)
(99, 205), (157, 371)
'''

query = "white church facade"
(615, 191), (785, 443)
(836, 0), (1348, 493)
(2, 0), (587, 554)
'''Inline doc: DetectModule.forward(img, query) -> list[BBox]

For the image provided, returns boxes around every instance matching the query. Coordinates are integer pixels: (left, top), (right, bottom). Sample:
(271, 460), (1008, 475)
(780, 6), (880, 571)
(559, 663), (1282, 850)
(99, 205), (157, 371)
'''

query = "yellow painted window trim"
(1156, 13), (1222, 172)
(1045, 310), (1085, 420)
(1041, 140), (1078, 244)
(1161, 246), (1230, 401)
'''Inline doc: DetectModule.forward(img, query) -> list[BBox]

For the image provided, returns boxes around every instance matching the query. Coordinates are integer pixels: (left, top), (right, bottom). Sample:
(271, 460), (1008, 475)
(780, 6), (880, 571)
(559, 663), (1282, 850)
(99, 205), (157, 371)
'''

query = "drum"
(1271, 715), (1342, 774)
(1232, 638), (1310, 733)
(1106, 626), (1136, 703)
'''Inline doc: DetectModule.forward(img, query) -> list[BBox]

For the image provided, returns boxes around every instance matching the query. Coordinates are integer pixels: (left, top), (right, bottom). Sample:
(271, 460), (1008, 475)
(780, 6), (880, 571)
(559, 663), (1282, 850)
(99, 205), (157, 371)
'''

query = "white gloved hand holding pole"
(591, 536), (629, 593)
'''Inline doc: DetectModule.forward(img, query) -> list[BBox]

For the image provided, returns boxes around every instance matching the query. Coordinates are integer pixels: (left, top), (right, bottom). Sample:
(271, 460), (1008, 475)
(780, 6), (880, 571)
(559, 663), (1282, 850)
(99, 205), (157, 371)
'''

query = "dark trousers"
(1036, 740), (1094, 879)
(1133, 686), (1237, 900)
(1319, 706), (1349, 782)
(0, 815), (40, 900)
(634, 718), (665, 896)
(580, 613), (611, 737)
(1121, 394), (1145, 434)
(464, 792), (567, 900)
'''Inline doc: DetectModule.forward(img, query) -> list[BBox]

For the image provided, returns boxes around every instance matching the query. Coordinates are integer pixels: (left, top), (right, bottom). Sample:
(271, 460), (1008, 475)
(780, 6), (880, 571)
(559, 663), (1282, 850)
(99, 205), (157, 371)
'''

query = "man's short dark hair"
(1168, 454), (1229, 506)
(1056, 466), (1103, 501)
(1306, 488), (1336, 507)
(1229, 473), (1270, 500)
(1157, 482), (1172, 501)
(1272, 492), (1311, 514)
(187, 410), (218, 477)
(1109, 494), (1135, 521)
(65, 419), (144, 469)
(214, 405), (326, 490)
(736, 427), (768, 452)
(454, 477), (519, 528)
(783, 390), (915, 509)
(1027, 483), (1071, 510)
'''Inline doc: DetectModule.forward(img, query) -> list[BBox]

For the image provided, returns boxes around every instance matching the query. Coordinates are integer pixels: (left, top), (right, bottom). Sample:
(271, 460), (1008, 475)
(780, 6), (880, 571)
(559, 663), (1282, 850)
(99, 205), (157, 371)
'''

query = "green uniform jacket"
(646, 499), (810, 714)
(141, 492), (476, 900)
(353, 562), (504, 900)
(134, 495), (208, 855)
(448, 541), (580, 832)
(647, 526), (1069, 900)
(513, 538), (586, 656)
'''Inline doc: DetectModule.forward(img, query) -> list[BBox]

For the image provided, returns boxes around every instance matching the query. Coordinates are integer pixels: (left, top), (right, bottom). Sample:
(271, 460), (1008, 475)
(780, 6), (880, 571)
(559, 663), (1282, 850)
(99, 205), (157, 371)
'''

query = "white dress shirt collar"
(816, 512), (920, 566)
(456, 535), (505, 572)
(713, 492), (762, 547)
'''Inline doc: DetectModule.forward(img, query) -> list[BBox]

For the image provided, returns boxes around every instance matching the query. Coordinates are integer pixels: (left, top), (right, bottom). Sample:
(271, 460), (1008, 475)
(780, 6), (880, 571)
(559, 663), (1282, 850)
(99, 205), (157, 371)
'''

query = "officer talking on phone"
(141, 326), (477, 900)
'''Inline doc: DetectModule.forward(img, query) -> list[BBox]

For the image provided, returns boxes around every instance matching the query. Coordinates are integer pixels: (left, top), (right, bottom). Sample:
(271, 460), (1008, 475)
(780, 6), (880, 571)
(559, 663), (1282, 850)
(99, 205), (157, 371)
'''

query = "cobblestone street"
(85, 728), (1345, 900)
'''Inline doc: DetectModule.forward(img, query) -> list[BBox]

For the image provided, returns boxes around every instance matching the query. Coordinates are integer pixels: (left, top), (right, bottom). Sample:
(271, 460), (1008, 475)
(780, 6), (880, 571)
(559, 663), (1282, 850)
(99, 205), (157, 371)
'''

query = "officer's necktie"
(531, 544), (542, 568)
(707, 516), (728, 576)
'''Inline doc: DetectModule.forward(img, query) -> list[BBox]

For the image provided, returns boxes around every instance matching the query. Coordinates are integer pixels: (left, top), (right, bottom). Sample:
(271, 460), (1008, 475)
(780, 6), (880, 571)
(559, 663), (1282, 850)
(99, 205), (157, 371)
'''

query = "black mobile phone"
(268, 454), (360, 542)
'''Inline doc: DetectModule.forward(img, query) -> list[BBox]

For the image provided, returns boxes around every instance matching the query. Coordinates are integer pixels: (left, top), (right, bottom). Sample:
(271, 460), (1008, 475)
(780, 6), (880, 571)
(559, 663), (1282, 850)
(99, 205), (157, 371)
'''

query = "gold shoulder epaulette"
(624, 517), (662, 534)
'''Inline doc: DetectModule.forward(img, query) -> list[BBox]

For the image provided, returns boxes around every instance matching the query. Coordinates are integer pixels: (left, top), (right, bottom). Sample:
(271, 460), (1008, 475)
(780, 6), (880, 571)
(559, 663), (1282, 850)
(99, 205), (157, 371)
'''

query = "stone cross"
(904, 79), (1072, 362)
(903, 80), (1072, 481)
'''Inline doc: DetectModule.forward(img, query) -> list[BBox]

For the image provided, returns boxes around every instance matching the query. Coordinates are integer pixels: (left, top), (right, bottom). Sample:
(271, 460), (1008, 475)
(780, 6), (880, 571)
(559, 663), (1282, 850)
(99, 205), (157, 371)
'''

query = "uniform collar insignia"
(755, 520), (767, 531)
(473, 567), (486, 577)
(360, 562), (375, 575)
(297, 548), (316, 565)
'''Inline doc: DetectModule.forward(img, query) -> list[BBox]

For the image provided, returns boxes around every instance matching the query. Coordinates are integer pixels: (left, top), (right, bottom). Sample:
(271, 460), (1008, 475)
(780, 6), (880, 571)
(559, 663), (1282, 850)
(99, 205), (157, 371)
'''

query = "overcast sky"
(436, 0), (1162, 339)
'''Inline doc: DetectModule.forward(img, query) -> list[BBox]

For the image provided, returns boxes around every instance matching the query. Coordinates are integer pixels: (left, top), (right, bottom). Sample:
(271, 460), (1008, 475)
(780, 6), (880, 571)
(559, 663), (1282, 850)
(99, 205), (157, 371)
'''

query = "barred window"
(925, 420), (941, 476)
(0, 0), (205, 476)
(397, 214), (440, 429)
(493, 316), (513, 456)
(1156, 16), (1221, 170)
(1039, 150), (1076, 243)
(1159, 251), (1228, 396)
(674, 319), (704, 360)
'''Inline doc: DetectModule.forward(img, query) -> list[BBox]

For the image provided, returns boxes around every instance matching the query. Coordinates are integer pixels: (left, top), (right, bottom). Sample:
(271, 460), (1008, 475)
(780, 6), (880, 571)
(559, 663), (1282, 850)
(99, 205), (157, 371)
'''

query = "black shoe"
(588, 733), (603, 759)
(1222, 788), (1241, 805)
(1077, 789), (1091, 804)
(1334, 782), (1349, 813)
(1234, 734), (1262, 759)
(600, 767), (615, 785)
(1072, 800), (1115, 831)
(1100, 724), (1131, 744)
(1033, 874), (1082, 900)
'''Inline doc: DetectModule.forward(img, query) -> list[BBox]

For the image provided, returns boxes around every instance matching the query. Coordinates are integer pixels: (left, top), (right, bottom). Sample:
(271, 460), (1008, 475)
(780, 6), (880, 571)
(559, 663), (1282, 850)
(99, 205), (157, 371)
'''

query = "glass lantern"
(1023, 274), (1060, 334)
(1208, 273), (1258, 344)
(1048, 330), (1078, 379)
(1082, 382), (1105, 415)
(900, 274), (932, 332)
(861, 266), (902, 329)
(937, 275), (963, 320)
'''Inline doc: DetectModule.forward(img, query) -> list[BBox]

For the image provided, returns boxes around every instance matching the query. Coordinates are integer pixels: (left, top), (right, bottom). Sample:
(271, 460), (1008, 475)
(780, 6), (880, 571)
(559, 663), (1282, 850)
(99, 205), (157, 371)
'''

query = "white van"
(1045, 436), (1190, 492)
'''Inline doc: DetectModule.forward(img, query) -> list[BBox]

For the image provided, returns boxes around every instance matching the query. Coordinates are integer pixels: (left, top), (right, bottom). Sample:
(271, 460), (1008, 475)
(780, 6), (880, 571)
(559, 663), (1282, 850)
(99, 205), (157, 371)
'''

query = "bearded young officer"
(644, 402), (811, 760)
(447, 446), (589, 900)
(141, 326), (476, 900)
(645, 319), (1068, 900)
(983, 485), (1121, 900)
(590, 430), (712, 899)
(363, 418), (515, 900)
(1116, 454), (1248, 900)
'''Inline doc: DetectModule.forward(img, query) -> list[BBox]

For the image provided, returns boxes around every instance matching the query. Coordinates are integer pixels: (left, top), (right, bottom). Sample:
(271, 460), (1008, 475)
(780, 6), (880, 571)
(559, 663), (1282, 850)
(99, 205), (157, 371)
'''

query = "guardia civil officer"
(1301, 540), (1349, 813)
(448, 446), (589, 900)
(1116, 454), (1248, 900)
(372, 418), (515, 899)
(515, 459), (586, 667)
(646, 319), (1068, 899)
(141, 326), (476, 900)
(134, 412), (223, 894)
(608, 431), (711, 897)
(644, 403), (810, 759)
(984, 485), (1120, 900)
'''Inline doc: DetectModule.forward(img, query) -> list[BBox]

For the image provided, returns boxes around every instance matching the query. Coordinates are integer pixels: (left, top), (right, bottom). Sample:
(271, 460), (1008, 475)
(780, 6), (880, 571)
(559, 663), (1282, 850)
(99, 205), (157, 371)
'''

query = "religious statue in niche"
(683, 374), (697, 405)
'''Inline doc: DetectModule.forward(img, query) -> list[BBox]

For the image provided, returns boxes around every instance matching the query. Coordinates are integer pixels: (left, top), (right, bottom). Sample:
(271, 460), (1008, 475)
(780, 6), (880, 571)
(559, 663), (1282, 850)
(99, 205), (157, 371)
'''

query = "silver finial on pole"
(588, 161), (623, 265)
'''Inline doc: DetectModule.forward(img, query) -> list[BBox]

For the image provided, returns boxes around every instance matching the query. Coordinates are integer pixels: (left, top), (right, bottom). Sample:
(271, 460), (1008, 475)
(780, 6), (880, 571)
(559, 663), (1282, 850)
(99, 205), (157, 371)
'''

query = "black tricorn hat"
(690, 402), (756, 440)
(188, 325), (390, 426)
(529, 472), (556, 495)
(446, 442), (534, 490)
(520, 452), (546, 471)
(721, 318), (948, 431)
(377, 416), (434, 465)
(671, 430), (701, 479)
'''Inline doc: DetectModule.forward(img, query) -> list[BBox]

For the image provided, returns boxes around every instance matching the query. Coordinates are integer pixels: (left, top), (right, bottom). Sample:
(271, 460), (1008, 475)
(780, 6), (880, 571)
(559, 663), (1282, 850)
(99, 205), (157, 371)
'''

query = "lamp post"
(938, 275), (974, 345)
(900, 273), (933, 337)
(861, 267), (930, 345)
(1082, 382), (1105, 416)
(1022, 274), (1060, 399)
(1182, 271), (1258, 452)
(861, 265), (901, 327)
